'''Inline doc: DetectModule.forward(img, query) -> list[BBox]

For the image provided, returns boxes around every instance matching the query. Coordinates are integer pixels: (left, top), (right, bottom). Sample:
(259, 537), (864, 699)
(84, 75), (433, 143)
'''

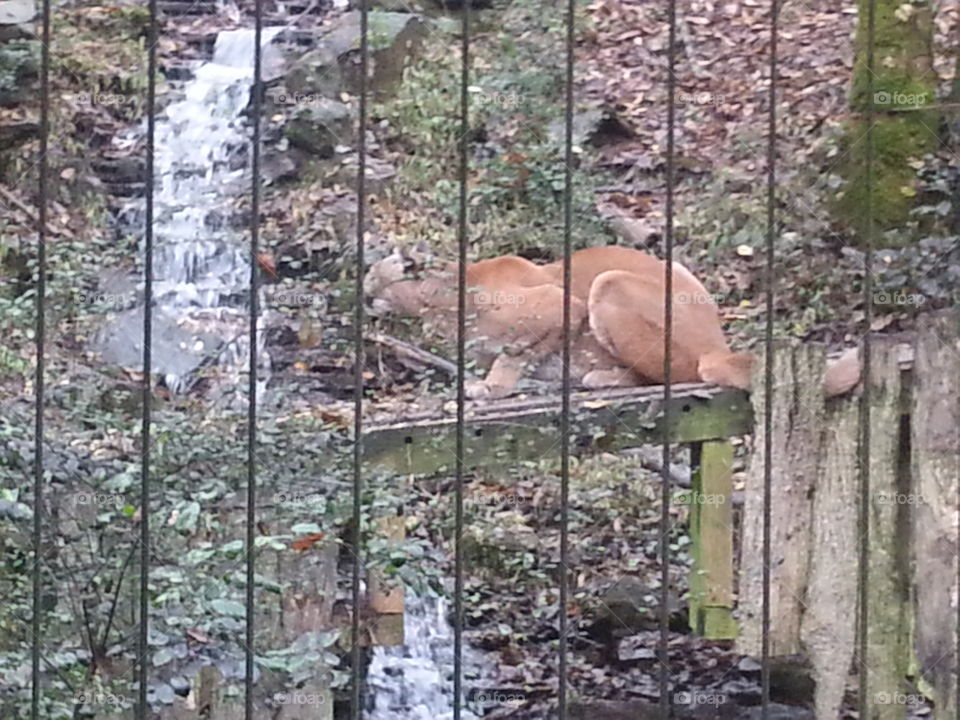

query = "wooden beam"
(687, 440), (736, 639)
(363, 383), (753, 476)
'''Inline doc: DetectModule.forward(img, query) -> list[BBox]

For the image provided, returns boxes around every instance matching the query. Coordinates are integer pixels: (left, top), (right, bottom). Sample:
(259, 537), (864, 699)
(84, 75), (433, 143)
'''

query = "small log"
(910, 311), (960, 720)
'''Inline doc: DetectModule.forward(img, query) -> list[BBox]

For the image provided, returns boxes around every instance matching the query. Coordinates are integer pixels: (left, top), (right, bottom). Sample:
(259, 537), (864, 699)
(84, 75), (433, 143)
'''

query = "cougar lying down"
(364, 245), (861, 400)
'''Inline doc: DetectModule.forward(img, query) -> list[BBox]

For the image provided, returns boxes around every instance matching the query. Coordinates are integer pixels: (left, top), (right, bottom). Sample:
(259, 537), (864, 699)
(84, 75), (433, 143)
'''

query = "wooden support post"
(911, 311), (960, 720)
(739, 342), (827, 657)
(861, 336), (911, 720)
(366, 514), (406, 647)
(687, 439), (736, 639)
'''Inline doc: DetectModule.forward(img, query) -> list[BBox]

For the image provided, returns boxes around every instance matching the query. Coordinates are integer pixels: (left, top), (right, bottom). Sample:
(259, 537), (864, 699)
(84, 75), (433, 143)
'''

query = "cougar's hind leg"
(582, 367), (640, 389)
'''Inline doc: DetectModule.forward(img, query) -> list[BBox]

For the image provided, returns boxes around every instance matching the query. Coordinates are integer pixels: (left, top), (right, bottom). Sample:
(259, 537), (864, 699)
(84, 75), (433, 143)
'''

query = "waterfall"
(97, 27), (285, 396)
(367, 595), (481, 720)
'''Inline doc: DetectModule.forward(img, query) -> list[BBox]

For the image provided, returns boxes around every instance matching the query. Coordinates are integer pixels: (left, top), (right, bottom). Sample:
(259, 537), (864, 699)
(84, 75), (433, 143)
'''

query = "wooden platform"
(363, 382), (753, 475)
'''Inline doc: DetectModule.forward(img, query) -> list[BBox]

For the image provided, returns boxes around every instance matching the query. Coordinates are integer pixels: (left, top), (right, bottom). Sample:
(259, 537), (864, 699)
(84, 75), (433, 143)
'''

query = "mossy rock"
(284, 99), (355, 157)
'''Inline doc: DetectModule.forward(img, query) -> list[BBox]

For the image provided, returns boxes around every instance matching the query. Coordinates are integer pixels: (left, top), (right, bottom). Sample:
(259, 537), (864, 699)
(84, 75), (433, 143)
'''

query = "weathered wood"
(798, 377), (861, 720)
(910, 311), (960, 720)
(687, 440), (736, 639)
(739, 342), (827, 657)
(367, 515), (406, 647)
(862, 337), (911, 720)
(364, 383), (753, 476)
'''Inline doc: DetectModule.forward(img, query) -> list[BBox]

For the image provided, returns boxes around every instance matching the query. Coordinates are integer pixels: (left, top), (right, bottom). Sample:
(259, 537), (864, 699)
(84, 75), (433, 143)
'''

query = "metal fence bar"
(659, 0), (678, 712)
(136, 0), (159, 715)
(352, 0), (370, 716)
(558, 0), (576, 714)
(453, 0), (471, 716)
(245, 1), (265, 718)
(761, 0), (779, 714)
(857, 0), (878, 711)
(30, 0), (51, 715)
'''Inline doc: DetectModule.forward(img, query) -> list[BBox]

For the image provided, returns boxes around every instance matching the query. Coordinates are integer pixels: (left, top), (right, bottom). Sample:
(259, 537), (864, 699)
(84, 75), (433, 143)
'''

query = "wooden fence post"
(911, 310), (960, 720)
(739, 341), (827, 657)
(687, 439), (736, 639)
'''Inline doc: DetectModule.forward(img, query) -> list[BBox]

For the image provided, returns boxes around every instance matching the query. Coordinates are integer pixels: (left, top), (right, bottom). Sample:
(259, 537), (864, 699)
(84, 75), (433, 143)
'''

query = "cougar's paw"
(465, 379), (494, 400)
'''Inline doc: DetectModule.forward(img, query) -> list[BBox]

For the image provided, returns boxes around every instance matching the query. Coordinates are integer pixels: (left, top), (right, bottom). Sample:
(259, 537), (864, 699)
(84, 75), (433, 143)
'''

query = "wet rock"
(261, 149), (300, 185)
(0, 38), (38, 106)
(281, 45), (342, 101)
(284, 99), (354, 157)
(0, 0), (33, 23)
(329, 153), (397, 195)
(321, 10), (429, 98)
(89, 306), (228, 392)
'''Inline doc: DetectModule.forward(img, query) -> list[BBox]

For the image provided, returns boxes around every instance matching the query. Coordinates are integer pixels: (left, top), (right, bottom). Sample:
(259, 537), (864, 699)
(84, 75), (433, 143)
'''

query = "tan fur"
(365, 246), (860, 399)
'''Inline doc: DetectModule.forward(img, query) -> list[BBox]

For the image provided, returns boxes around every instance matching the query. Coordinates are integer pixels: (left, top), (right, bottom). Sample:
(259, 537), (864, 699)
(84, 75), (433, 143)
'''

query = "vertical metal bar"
(559, 0), (575, 715)
(762, 0), (779, 714)
(351, 0), (369, 715)
(659, 0), (677, 712)
(245, 1), (264, 718)
(30, 0), (51, 715)
(136, 0), (158, 715)
(857, 0), (877, 711)
(453, 1), (471, 717)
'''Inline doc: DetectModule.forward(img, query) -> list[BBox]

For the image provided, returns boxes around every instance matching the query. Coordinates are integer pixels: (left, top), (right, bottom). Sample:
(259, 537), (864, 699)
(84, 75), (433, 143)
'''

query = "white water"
(104, 28), (285, 395)
(152, 27), (285, 309)
(367, 595), (480, 720)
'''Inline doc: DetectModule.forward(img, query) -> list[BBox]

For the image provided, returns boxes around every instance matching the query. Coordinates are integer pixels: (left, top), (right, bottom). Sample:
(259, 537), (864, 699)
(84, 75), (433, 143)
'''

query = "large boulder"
(0, 0), (35, 41)
(284, 98), (354, 157)
(320, 10), (429, 99)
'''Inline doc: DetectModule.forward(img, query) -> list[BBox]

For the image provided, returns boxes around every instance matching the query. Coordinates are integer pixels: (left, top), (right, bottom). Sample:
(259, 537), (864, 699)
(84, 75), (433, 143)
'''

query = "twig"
(368, 333), (459, 377)
(0, 185), (65, 237)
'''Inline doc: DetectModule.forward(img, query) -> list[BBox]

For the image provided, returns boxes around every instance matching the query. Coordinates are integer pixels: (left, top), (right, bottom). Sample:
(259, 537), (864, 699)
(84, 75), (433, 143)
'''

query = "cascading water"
(366, 595), (480, 720)
(95, 27), (285, 398)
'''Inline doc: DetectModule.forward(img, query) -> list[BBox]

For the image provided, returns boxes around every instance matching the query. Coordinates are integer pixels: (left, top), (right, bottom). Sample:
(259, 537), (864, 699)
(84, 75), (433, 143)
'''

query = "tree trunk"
(836, 0), (939, 243)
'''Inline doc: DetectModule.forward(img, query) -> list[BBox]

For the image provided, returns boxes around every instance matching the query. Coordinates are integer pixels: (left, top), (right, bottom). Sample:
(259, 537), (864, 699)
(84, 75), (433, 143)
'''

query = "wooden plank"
(863, 336), (911, 720)
(910, 311), (960, 720)
(739, 342), (826, 657)
(687, 440), (736, 639)
(363, 383), (753, 476)
(799, 383), (860, 720)
(367, 515), (406, 647)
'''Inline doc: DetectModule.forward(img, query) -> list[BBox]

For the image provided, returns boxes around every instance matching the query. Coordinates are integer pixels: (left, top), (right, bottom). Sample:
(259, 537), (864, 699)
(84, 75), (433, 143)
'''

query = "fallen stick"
(0, 185), (65, 238)
(368, 333), (458, 377)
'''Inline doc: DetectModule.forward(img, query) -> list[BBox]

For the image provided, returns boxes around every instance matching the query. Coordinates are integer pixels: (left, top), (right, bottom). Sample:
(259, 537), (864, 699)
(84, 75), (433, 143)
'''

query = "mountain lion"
(364, 245), (860, 400)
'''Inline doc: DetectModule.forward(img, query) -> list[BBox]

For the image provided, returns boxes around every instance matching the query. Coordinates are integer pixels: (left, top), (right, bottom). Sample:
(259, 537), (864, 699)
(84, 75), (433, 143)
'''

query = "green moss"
(838, 0), (939, 243)
(837, 113), (938, 239)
